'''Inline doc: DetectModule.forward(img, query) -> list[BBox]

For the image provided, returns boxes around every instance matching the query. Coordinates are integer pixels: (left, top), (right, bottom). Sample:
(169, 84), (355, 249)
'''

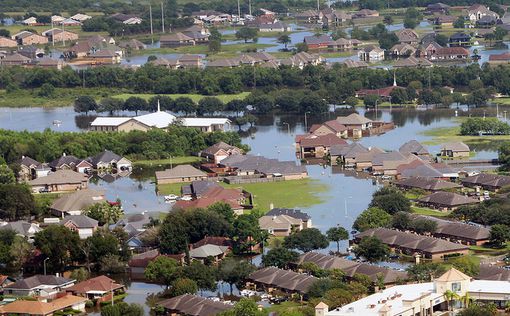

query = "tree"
(98, 97), (123, 115)
(283, 228), (329, 252)
(74, 96), (97, 114)
(198, 97), (224, 115)
(123, 96), (148, 115)
(144, 256), (180, 288)
(489, 224), (509, 247)
(219, 298), (265, 316)
(231, 213), (266, 255)
(235, 27), (258, 43)
(262, 247), (299, 269)
(454, 17), (465, 29)
(101, 302), (144, 316)
(217, 258), (255, 295)
(299, 93), (328, 113)
(226, 99), (246, 115)
(89, 229), (120, 262)
(326, 226), (349, 253)
(85, 202), (124, 226)
(10, 235), (33, 271)
(99, 254), (126, 273)
(458, 303), (498, 316)
(403, 17), (417, 29)
(0, 165), (15, 184)
(209, 40), (221, 53)
(0, 184), (35, 220)
(324, 288), (354, 309)
(182, 261), (217, 291)
(170, 278), (198, 297)
(353, 236), (390, 262)
(353, 207), (392, 232)
(389, 87), (408, 105)
(174, 97), (197, 115)
(411, 218), (437, 234)
(363, 95), (379, 108)
(443, 289), (460, 311)
(435, 34), (449, 46)
(277, 34), (291, 50)
(70, 267), (90, 282)
(34, 225), (80, 272)
(499, 142), (510, 170)
(392, 211), (411, 230)
(406, 263), (447, 282)
(295, 42), (308, 52)
(383, 15), (393, 25)
(369, 187), (411, 214)
(38, 83), (55, 97)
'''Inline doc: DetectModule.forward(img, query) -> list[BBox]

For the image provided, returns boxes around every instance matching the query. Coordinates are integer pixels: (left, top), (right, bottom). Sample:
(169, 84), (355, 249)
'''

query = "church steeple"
(393, 70), (397, 87)
(157, 99), (161, 112)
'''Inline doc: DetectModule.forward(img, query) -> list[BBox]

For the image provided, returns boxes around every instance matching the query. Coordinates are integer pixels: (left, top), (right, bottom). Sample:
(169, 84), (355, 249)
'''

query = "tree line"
(460, 117), (510, 136)
(0, 126), (247, 165)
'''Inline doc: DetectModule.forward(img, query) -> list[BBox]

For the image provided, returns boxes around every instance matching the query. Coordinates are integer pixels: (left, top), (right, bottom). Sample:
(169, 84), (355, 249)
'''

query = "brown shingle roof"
(0, 295), (87, 315)
(418, 191), (479, 207)
(158, 294), (232, 316)
(461, 173), (510, 189)
(297, 134), (348, 147)
(395, 177), (461, 191)
(28, 170), (88, 186)
(410, 214), (490, 241)
(66, 275), (123, 294)
(248, 267), (317, 293)
(155, 165), (207, 180)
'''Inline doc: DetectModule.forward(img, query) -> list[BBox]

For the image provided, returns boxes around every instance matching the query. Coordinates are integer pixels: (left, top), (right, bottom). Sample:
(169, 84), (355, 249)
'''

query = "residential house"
(304, 34), (333, 50)
(0, 221), (41, 241)
(318, 268), (510, 316)
(297, 252), (408, 286)
(280, 52), (324, 68)
(395, 29), (419, 45)
(354, 228), (470, 260)
(417, 191), (479, 211)
(0, 294), (87, 315)
(466, 4), (499, 23)
(259, 212), (310, 237)
(22, 17), (38, 25)
(295, 10), (321, 23)
(440, 142), (470, 157)
(60, 18), (83, 26)
(66, 275), (124, 303)
(51, 15), (66, 24)
(371, 151), (418, 176)
(0, 275), (15, 291)
(396, 159), (448, 179)
(352, 9), (380, 19)
(432, 47), (469, 60)
(201, 141), (243, 164)
(421, 41), (442, 59)
(449, 32), (471, 47)
(87, 150), (132, 170)
(0, 53), (31, 66)
(33, 57), (65, 70)
(266, 208), (312, 228)
(461, 173), (510, 192)
(394, 56), (433, 68)
(434, 15), (457, 26)
(321, 9), (351, 26)
(42, 29), (79, 43)
(17, 45), (45, 59)
(336, 113), (373, 131)
(410, 214), (490, 246)
(178, 181), (247, 214)
(3, 275), (75, 297)
(488, 52), (510, 64)
(157, 294), (233, 316)
(155, 165), (208, 184)
(219, 154), (308, 180)
(189, 244), (229, 262)
(28, 170), (89, 193)
(308, 119), (348, 138)
(331, 142), (368, 166)
(295, 134), (348, 158)
(128, 249), (185, 278)
(18, 156), (50, 181)
(49, 154), (92, 173)
(343, 59), (368, 68)
(426, 3), (451, 14)
(50, 189), (105, 218)
(160, 33), (195, 47)
(395, 177), (461, 192)
(61, 215), (99, 239)
(70, 14), (92, 23)
(358, 45), (385, 62)
(478, 264), (510, 281)
(89, 49), (121, 64)
(0, 37), (17, 48)
(259, 22), (289, 32)
(327, 38), (355, 51)
(399, 140), (430, 159)
(111, 13), (143, 25)
(118, 39), (146, 51)
(12, 31), (48, 45)
(390, 43), (417, 57)
(248, 267), (317, 295)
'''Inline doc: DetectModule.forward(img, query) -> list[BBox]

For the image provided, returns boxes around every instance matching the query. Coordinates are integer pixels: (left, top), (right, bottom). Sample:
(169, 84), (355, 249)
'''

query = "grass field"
(157, 178), (329, 212)
(112, 92), (250, 103)
(411, 206), (451, 217)
(139, 43), (274, 57)
(421, 125), (510, 145)
(133, 156), (202, 166)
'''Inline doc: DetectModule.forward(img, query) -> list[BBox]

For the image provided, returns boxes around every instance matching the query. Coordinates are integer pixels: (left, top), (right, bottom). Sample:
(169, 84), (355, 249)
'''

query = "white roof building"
(51, 15), (66, 23)
(135, 111), (177, 128)
(70, 13), (92, 22)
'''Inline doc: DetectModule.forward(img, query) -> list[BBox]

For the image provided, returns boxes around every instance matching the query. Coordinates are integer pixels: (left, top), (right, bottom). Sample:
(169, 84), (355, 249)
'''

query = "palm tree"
(277, 34), (291, 51)
(443, 290), (460, 311)
(460, 292), (471, 308)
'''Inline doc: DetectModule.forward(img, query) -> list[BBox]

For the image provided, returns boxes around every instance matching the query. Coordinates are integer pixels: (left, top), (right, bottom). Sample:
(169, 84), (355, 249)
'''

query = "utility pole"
(161, 2), (165, 33)
(51, 20), (54, 46)
(237, 0), (241, 22)
(62, 22), (65, 46)
(249, 0), (252, 16)
(149, 4), (154, 44)
(317, 0), (320, 12)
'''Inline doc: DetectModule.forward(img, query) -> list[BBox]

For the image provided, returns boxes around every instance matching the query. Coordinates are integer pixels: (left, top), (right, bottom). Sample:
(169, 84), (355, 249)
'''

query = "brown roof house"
(60, 215), (99, 239)
(200, 141), (243, 164)
(128, 249), (185, 278)
(308, 120), (348, 138)
(355, 228), (470, 261)
(157, 294), (233, 316)
(417, 191), (479, 211)
(160, 32), (195, 47)
(0, 53), (31, 66)
(395, 177), (461, 192)
(399, 140), (430, 159)
(248, 267), (317, 295)
(336, 113), (373, 134)
(0, 294), (87, 316)
(18, 156), (51, 181)
(155, 165), (208, 184)
(295, 134), (348, 158)
(12, 31), (48, 45)
(0, 37), (18, 48)
(461, 173), (510, 192)
(440, 142), (470, 158)
(28, 170), (89, 193)
(66, 275), (124, 303)
(395, 29), (419, 45)
(42, 28), (79, 43)
(297, 252), (408, 285)
(50, 189), (105, 218)
(259, 211), (309, 237)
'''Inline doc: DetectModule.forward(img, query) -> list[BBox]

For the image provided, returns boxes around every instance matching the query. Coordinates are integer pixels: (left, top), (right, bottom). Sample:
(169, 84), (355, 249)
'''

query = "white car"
(178, 195), (193, 201)
(164, 194), (178, 201)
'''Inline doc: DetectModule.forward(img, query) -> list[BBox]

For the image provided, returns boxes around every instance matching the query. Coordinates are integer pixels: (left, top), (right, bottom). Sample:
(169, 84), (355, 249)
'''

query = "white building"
(318, 268), (510, 316)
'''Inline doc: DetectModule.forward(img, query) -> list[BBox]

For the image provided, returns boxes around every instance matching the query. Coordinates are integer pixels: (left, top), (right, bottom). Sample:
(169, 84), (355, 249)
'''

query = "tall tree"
(283, 228), (329, 252)
(217, 258), (255, 295)
(353, 236), (390, 262)
(262, 247), (299, 269)
(326, 226), (349, 253)
(34, 225), (80, 272)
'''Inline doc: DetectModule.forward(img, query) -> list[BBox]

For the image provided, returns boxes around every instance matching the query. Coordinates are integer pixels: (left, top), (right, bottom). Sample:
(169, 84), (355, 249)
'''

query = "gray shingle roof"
(441, 142), (470, 152)
(4, 275), (73, 290)
(399, 140), (429, 156)
(410, 214), (490, 241)
(418, 191), (479, 207)
(61, 215), (98, 228)
(461, 173), (510, 189)
(189, 244), (229, 258)
(395, 177), (461, 191)
(266, 208), (311, 220)
(158, 294), (232, 316)
(50, 189), (105, 215)
(155, 165), (207, 180)
(249, 267), (317, 293)
(28, 170), (88, 186)
(88, 150), (122, 166)
(220, 155), (306, 175)
(0, 221), (41, 237)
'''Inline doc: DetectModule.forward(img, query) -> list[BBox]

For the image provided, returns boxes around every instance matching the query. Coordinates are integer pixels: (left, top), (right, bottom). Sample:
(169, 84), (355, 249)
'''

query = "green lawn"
(133, 156), (202, 166)
(411, 206), (451, 217)
(222, 178), (329, 212)
(157, 182), (188, 196)
(112, 92), (250, 103)
(139, 43), (274, 57)
(421, 125), (510, 145)
(266, 301), (308, 315)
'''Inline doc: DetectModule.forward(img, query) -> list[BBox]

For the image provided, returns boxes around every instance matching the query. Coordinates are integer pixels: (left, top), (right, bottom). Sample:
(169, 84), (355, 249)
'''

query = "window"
(452, 282), (461, 292)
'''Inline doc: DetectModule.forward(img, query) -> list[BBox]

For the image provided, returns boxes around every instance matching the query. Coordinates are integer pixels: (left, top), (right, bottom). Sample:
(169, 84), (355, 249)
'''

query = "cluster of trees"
(0, 126), (246, 164)
(499, 142), (510, 170)
(460, 117), (510, 136)
(351, 23), (398, 50)
(158, 203), (266, 255)
(1, 63), (509, 107)
(358, 0), (506, 10)
(403, 7), (423, 29)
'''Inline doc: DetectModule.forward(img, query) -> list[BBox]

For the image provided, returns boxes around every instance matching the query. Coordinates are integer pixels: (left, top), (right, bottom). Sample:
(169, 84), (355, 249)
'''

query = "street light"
(282, 122), (290, 135)
(304, 111), (311, 131)
(111, 280), (114, 306)
(43, 257), (50, 276)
